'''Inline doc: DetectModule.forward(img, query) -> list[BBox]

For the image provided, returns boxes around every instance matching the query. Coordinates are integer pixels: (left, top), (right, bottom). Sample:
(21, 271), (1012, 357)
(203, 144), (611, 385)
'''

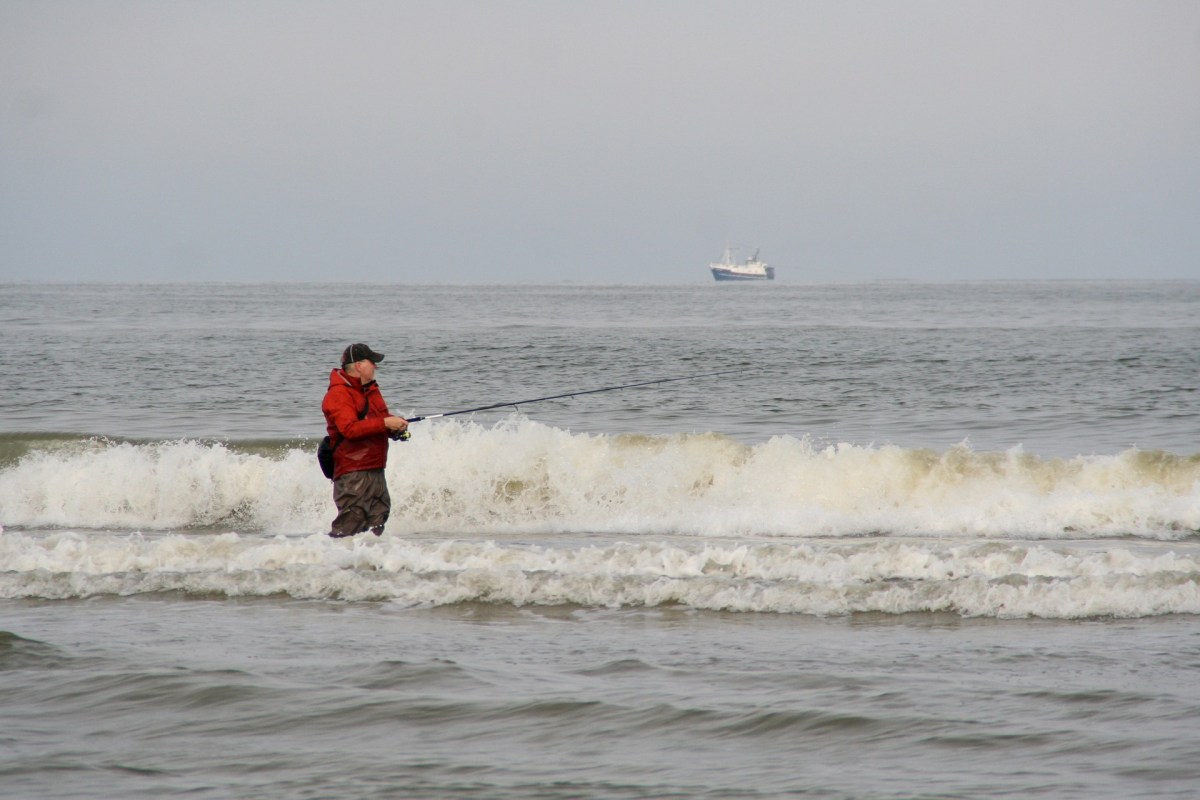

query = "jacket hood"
(328, 368), (379, 392)
(328, 368), (361, 390)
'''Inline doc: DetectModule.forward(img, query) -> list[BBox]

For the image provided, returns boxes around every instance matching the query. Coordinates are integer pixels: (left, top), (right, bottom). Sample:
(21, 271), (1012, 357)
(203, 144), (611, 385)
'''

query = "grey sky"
(3, 1), (1198, 283)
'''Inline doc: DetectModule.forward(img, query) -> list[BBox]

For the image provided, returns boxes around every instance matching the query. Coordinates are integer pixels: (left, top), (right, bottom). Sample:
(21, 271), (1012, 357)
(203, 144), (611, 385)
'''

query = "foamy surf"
(2, 419), (1197, 539)
(3, 530), (1199, 618)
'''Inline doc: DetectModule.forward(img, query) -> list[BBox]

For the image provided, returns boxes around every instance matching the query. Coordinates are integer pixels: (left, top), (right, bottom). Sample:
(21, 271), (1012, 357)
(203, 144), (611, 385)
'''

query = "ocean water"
(2, 281), (1199, 799)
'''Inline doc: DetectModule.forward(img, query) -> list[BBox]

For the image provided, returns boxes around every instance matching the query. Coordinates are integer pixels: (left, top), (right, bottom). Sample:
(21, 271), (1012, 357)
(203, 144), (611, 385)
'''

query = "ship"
(710, 246), (775, 281)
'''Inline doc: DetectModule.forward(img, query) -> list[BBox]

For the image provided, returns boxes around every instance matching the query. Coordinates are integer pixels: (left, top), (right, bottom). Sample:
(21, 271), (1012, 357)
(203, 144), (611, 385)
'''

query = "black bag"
(318, 395), (370, 479)
(317, 435), (337, 479)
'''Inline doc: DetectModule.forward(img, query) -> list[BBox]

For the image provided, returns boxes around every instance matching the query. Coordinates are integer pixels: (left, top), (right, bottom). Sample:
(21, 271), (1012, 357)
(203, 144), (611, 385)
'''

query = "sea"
(2, 281), (1199, 799)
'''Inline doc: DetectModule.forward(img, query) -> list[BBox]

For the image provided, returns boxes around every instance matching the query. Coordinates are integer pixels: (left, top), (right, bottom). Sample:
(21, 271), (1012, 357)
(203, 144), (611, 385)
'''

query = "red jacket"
(322, 369), (392, 479)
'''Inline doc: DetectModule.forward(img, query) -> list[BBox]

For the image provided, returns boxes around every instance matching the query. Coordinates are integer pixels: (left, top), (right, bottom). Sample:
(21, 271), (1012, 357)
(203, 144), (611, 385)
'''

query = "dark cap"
(342, 343), (385, 366)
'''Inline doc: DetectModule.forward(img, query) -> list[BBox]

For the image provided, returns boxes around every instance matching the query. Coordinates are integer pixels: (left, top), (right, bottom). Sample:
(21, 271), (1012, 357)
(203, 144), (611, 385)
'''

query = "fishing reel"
(390, 429), (411, 442)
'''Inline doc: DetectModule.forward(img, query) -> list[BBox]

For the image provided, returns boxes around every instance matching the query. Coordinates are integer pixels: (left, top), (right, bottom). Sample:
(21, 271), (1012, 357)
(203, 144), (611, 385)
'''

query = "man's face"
(355, 359), (377, 383)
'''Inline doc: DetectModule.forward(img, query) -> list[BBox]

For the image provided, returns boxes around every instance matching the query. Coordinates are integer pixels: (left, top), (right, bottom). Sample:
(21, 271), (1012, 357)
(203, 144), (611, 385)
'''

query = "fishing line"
(404, 368), (746, 426)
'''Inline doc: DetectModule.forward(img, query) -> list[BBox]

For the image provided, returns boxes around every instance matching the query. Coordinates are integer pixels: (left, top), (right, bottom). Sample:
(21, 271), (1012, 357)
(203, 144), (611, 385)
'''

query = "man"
(322, 343), (409, 538)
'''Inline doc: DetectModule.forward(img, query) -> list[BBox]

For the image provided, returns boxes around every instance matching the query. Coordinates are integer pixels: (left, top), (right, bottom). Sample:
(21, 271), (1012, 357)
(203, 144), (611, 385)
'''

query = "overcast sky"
(2, 1), (1198, 284)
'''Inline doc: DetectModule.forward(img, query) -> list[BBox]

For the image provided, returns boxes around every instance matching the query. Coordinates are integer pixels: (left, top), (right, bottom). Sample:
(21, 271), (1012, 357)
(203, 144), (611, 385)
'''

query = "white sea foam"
(2, 529), (1199, 618)
(0, 438), (328, 532)
(1, 419), (1198, 538)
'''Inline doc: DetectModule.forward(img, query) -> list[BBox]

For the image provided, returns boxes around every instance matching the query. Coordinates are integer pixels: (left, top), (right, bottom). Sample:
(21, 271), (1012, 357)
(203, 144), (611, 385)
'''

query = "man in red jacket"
(322, 343), (409, 538)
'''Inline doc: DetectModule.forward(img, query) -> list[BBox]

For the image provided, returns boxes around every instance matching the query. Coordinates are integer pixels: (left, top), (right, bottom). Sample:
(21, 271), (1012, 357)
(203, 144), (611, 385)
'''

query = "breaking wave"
(1, 418), (1197, 539)
(3, 531), (1199, 618)
(4, 419), (1198, 617)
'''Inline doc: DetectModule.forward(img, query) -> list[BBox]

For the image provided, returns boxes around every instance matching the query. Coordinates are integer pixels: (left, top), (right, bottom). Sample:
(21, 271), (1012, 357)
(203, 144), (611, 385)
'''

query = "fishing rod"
(394, 369), (744, 437)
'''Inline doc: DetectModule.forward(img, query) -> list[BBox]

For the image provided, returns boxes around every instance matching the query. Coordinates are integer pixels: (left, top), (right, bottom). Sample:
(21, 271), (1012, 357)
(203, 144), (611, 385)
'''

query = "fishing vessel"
(710, 246), (775, 281)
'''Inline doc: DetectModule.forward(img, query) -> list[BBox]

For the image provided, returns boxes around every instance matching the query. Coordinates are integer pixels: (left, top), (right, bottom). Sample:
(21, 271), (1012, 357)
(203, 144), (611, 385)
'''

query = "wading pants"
(330, 468), (391, 536)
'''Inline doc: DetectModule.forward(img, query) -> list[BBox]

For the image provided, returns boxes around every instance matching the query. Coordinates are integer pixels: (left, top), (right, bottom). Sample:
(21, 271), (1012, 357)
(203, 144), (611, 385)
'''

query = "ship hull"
(711, 266), (775, 281)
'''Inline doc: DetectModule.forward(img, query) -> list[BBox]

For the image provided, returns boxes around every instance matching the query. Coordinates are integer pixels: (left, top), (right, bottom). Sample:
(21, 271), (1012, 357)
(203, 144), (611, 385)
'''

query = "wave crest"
(1, 420), (1198, 538)
(4, 532), (1199, 618)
